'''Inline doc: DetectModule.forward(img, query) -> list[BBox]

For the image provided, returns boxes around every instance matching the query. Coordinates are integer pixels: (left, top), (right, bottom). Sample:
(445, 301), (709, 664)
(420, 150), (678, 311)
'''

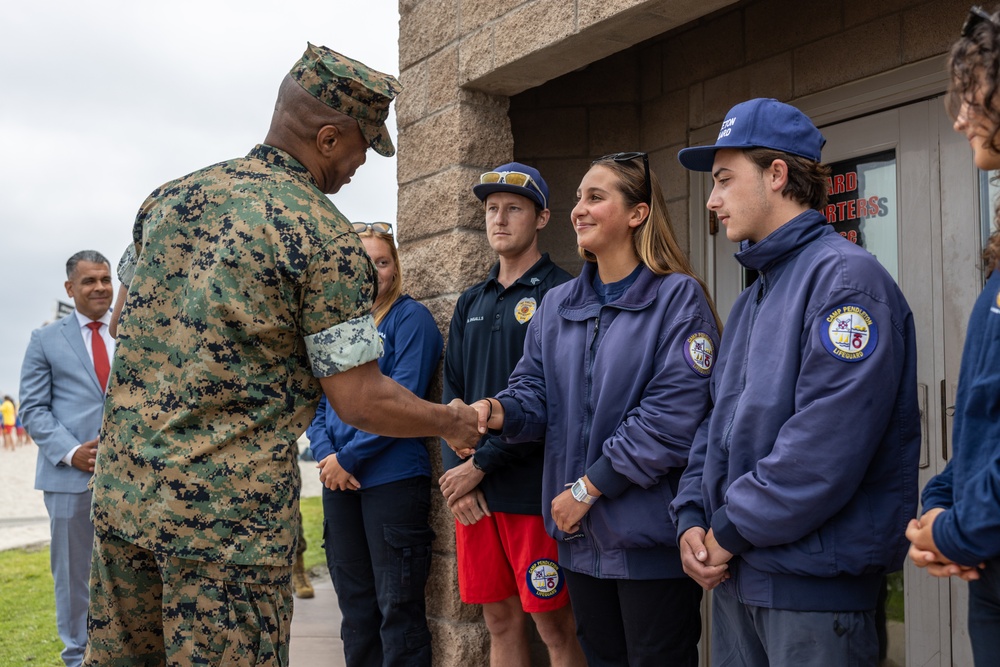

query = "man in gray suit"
(20, 250), (114, 667)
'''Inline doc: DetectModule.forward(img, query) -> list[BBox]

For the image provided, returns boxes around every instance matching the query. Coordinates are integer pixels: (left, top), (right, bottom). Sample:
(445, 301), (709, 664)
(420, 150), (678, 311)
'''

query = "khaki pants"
(83, 531), (292, 667)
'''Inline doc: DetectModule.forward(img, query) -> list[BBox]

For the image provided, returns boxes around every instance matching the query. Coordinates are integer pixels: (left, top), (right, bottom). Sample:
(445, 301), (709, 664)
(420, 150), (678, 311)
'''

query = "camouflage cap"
(290, 43), (402, 157)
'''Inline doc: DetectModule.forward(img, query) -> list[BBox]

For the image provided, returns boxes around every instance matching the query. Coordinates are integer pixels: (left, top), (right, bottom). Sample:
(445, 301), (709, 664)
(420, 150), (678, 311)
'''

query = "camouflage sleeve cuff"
(305, 314), (383, 378)
(117, 243), (138, 287)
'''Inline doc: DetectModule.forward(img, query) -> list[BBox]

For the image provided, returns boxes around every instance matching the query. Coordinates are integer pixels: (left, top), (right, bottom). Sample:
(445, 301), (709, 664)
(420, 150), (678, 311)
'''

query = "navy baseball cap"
(473, 162), (549, 209)
(677, 98), (826, 172)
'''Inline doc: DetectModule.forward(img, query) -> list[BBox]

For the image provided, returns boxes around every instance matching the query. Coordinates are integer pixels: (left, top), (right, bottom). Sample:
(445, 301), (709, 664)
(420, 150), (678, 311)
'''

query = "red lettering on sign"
(868, 196), (880, 217)
(825, 195), (886, 224)
(827, 171), (858, 195)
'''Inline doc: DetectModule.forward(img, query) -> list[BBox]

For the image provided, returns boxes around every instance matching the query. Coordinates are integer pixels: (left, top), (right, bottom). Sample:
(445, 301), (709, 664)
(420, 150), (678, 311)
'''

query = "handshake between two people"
(317, 398), (491, 492)
(316, 363), (496, 492)
(444, 398), (499, 459)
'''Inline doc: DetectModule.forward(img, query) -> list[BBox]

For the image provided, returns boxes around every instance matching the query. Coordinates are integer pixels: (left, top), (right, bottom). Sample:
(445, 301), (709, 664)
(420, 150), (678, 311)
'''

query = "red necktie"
(86, 321), (110, 391)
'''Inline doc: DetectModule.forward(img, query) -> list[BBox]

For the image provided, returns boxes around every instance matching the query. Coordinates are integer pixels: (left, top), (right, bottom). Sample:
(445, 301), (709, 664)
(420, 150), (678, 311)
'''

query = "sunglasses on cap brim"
(479, 170), (547, 209)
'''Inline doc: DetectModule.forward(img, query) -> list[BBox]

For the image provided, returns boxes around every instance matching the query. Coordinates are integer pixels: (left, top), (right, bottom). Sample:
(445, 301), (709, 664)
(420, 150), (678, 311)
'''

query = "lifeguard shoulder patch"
(820, 304), (879, 363)
(525, 558), (564, 599)
(685, 333), (715, 377)
(514, 297), (537, 325)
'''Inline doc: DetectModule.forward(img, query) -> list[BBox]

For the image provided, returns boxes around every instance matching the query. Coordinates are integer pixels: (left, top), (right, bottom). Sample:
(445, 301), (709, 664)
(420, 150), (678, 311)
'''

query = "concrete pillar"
(397, 2), (515, 664)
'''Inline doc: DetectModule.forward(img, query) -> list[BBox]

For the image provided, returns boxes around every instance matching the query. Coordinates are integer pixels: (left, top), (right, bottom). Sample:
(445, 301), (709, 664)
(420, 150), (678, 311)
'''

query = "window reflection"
(978, 171), (998, 285)
(826, 150), (899, 281)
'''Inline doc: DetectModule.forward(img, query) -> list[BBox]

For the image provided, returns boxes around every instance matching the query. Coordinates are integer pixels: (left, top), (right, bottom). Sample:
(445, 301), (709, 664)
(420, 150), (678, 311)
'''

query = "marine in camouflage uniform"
(85, 45), (483, 667)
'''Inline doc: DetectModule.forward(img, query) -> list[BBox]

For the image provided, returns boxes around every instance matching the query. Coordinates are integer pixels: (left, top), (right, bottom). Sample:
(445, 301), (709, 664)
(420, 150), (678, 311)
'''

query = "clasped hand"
(906, 508), (983, 581)
(448, 488), (491, 526)
(679, 527), (731, 590)
(439, 458), (485, 505)
(317, 453), (360, 491)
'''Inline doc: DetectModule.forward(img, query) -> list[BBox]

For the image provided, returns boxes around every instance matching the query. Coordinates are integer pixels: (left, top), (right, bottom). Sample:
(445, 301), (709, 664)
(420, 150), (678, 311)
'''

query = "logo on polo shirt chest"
(514, 297), (537, 324)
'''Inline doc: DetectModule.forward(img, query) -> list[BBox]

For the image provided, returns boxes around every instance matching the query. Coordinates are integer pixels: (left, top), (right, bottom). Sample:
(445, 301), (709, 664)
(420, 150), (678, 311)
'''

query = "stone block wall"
(396, 0), (967, 664)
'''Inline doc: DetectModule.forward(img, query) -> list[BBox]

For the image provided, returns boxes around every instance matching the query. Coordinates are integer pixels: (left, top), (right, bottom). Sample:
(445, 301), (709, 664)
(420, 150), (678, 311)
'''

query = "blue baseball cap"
(473, 162), (549, 209)
(677, 98), (826, 172)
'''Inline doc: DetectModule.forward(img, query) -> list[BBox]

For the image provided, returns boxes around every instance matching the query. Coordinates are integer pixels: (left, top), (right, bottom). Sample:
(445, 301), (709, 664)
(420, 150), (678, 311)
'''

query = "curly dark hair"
(948, 5), (1000, 273)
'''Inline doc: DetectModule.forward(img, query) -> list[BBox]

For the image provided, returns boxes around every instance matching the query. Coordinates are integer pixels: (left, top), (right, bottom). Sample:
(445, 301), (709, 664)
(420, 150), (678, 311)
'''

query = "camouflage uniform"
(85, 45), (400, 667)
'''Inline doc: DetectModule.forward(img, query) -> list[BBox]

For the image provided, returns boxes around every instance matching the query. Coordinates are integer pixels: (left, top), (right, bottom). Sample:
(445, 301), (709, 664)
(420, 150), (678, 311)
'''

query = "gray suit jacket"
(20, 313), (107, 493)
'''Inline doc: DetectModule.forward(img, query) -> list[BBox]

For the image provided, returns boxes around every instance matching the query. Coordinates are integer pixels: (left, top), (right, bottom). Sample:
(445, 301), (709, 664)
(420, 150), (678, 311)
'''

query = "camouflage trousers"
(83, 530), (293, 666)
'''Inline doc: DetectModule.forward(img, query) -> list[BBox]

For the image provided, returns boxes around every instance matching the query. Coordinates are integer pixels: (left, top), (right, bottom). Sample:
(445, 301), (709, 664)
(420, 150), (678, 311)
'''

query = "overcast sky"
(0, 1), (400, 398)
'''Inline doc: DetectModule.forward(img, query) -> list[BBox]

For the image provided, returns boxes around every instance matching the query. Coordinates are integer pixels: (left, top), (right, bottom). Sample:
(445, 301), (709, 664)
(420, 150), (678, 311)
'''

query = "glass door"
(822, 102), (939, 667)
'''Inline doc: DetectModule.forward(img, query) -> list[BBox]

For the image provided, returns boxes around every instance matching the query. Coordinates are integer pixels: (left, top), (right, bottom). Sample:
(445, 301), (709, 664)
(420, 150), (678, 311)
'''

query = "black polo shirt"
(441, 253), (572, 514)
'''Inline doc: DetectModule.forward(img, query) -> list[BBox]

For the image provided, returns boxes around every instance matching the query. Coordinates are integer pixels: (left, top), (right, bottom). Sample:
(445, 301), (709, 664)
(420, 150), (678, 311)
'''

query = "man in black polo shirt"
(439, 162), (583, 665)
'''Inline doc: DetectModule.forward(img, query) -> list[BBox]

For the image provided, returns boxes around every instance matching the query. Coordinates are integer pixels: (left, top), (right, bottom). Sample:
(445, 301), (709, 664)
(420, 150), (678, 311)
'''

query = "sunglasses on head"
(596, 152), (651, 205)
(479, 170), (548, 208)
(962, 5), (1000, 38)
(352, 222), (394, 235)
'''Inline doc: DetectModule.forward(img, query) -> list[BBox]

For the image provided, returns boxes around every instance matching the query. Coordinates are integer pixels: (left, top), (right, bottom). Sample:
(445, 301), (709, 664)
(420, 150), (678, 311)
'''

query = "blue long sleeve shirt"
(923, 270), (1000, 566)
(306, 295), (442, 488)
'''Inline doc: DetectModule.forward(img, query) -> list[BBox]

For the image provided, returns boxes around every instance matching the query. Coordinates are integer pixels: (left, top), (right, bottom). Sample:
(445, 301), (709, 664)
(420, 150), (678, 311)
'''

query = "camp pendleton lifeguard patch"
(685, 332), (715, 377)
(821, 304), (879, 362)
(526, 558), (564, 599)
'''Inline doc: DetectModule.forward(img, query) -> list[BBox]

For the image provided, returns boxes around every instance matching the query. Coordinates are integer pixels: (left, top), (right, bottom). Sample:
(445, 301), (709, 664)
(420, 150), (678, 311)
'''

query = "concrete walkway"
(0, 443), (50, 552)
(1, 439), (346, 666)
(289, 576), (346, 666)
(293, 448), (346, 666)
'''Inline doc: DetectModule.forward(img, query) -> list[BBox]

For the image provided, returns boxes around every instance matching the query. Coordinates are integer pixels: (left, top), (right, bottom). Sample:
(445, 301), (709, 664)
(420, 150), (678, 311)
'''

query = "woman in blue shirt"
(909, 7), (1000, 665)
(307, 221), (442, 667)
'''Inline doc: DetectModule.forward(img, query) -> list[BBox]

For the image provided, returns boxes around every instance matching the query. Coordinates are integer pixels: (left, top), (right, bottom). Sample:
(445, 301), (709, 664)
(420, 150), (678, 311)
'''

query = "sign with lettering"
(825, 149), (898, 281)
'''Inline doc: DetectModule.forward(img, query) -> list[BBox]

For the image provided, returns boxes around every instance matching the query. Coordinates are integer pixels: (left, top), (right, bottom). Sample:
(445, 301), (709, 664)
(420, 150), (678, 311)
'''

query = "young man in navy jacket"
(671, 98), (921, 666)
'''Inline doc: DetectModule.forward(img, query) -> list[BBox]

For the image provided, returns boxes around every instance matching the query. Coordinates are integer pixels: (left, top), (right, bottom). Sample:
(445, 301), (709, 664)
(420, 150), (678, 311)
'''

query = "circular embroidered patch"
(821, 304), (879, 363)
(685, 333), (715, 377)
(514, 297), (537, 325)
(525, 559), (564, 599)
(995, 287), (1000, 309)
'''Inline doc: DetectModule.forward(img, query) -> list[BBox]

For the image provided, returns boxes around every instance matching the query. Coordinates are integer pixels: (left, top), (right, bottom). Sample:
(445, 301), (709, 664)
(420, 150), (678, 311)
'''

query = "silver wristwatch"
(570, 478), (597, 505)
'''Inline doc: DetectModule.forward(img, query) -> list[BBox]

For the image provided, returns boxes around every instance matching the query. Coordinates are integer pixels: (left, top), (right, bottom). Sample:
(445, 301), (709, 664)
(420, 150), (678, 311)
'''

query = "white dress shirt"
(62, 310), (115, 466)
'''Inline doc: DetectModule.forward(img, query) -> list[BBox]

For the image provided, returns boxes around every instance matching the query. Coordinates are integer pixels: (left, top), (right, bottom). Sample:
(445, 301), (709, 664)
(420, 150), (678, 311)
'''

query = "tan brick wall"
(397, 0), (966, 664)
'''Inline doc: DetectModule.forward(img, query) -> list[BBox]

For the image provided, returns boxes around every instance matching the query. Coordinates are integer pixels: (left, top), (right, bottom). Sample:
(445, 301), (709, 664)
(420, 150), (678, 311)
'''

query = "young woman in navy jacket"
(473, 154), (720, 666)
(909, 7), (1000, 664)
